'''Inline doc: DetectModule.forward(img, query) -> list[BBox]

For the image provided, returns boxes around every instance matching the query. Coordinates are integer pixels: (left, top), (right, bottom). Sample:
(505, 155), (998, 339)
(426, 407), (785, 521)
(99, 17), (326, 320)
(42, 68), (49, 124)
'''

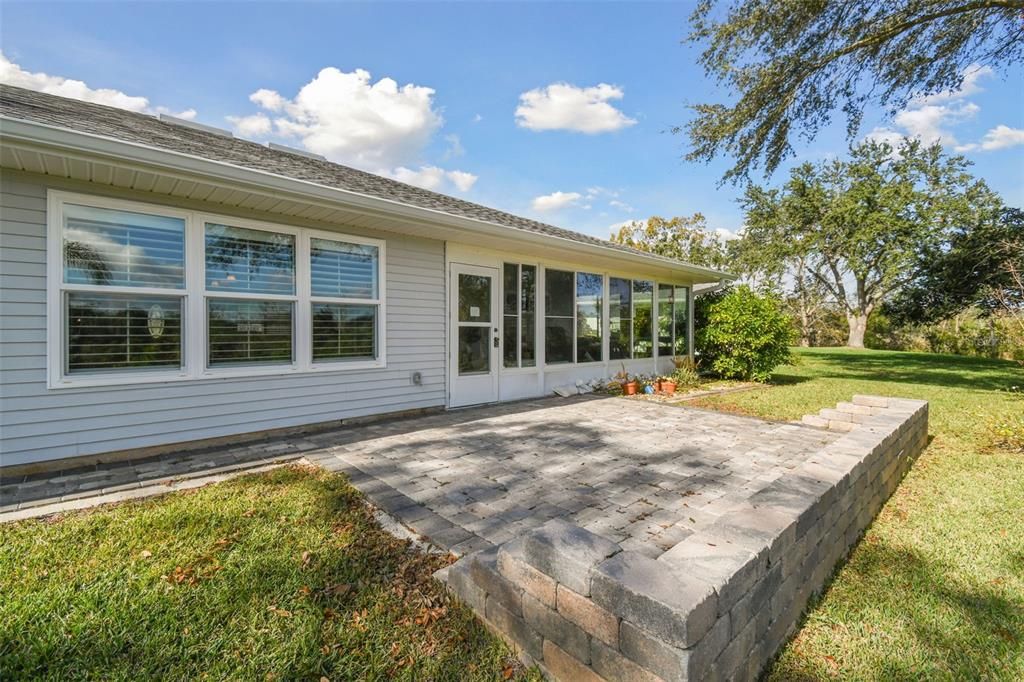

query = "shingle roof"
(2, 84), (713, 271)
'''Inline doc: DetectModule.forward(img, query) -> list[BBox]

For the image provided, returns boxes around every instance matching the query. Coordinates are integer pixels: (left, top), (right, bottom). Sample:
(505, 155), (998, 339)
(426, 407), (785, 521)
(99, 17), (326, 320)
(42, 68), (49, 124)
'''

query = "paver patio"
(1, 396), (838, 547)
(303, 396), (840, 557)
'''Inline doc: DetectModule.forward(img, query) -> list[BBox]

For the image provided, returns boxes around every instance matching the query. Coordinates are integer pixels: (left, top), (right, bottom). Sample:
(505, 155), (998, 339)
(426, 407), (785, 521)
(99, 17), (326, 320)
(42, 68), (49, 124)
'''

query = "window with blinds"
(50, 192), (386, 387)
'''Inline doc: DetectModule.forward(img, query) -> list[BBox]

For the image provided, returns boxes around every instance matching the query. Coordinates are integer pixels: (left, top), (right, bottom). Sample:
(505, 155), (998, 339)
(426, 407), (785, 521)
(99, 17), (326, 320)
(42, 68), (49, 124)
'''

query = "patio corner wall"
(438, 395), (928, 681)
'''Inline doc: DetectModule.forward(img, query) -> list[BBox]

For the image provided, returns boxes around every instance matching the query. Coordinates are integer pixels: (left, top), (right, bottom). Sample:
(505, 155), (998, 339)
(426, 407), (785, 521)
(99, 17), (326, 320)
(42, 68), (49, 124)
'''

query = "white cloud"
(532, 191), (583, 211)
(238, 67), (443, 170)
(442, 133), (465, 159)
(865, 63), (1018, 154)
(0, 51), (196, 119)
(473, 113), (483, 123)
(715, 227), (742, 242)
(389, 165), (477, 193)
(226, 113), (272, 137)
(956, 124), (1024, 153)
(608, 219), (642, 235)
(609, 199), (634, 212)
(515, 82), (636, 133)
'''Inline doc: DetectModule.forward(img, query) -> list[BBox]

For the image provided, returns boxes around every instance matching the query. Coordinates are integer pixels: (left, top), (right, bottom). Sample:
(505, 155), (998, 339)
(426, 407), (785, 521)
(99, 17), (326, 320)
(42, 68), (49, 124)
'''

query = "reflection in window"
(658, 284), (674, 358)
(458, 326), (490, 375)
(503, 263), (537, 368)
(66, 293), (182, 372)
(312, 304), (375, 361)
(458, 274), (491, 322)
(633, 280), (654, 358)
(63, 204), (185, 288)
(673, 286), (689, 355)
(609, 277), (632, 360)
(207, 299), (293, 366)
(205, 223), (295, 295)
(544, 269), (574, 364)
(310, 238), (378, 298)
(576, 272), (603, 363)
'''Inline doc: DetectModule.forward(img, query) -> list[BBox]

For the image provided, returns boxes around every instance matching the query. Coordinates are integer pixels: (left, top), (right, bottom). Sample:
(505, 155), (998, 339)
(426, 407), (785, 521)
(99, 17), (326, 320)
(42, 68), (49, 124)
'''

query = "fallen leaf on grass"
(322, 583), (351, 598)
(824, 655), (839, 673)
(140, 550), (153, 559)
(267, 605), (292, 618)
(502, 664), (515, 679)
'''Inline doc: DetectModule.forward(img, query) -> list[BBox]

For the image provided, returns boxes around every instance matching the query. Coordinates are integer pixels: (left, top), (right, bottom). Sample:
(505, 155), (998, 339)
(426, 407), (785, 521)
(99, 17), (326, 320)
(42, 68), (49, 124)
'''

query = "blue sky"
(3, 1), (1022, 240)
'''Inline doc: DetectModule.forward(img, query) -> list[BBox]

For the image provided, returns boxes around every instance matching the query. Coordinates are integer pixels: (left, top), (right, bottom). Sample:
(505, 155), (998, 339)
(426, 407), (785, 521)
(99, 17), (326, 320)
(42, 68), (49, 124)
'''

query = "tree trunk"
(846, 313), (868, 348)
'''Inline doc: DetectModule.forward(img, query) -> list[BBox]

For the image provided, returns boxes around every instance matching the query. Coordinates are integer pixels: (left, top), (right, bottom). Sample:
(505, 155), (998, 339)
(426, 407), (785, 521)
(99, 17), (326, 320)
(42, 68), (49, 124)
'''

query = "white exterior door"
(449, 263), (500, 407)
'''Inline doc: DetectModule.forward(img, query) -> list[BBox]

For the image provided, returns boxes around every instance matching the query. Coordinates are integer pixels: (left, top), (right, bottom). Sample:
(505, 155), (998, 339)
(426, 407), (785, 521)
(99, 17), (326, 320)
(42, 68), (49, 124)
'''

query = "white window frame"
(500, 261), (539, 373)
(47, 190), (386, 389)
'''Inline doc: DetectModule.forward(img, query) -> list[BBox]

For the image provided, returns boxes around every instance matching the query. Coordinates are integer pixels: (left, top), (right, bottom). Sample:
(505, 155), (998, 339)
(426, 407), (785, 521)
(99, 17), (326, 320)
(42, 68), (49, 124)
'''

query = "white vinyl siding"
(0, 170), (444, 467)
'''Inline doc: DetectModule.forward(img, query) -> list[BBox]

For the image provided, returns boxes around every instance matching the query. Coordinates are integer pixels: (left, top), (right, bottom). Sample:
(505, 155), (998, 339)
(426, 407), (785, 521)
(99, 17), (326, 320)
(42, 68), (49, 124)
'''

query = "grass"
(0, 464), (536, 681)
(694, 347), (1024, 680)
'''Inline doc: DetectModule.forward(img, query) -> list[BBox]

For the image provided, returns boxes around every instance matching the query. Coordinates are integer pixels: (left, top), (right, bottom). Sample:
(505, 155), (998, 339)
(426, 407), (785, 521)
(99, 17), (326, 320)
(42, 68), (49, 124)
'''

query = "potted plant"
(614, 364), (638, 395)
(658, 375), (677, 396)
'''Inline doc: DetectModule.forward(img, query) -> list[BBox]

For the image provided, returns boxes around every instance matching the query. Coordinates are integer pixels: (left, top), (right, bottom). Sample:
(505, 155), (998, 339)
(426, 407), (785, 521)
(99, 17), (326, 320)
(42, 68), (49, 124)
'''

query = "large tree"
(682, 0), (1024, 182)
(888, 206), (1024, 325)
(611, 213), (732, 271)
(740, 139), (1000, 347)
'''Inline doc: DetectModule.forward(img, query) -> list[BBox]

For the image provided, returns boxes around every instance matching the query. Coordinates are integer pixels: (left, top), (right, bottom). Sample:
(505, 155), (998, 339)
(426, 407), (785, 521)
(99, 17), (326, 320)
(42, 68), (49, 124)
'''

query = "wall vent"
(268, 142), (326, 161)
(157, 114), (234, 138)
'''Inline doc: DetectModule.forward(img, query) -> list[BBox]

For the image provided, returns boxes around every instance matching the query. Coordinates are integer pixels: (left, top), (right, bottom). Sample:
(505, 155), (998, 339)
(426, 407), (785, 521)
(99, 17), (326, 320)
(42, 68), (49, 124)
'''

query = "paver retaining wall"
(438, 395), (928, 681)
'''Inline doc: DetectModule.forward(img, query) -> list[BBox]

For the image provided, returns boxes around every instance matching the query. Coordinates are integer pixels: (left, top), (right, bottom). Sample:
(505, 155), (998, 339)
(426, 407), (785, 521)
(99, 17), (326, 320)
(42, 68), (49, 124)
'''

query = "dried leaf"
(323, 583), (351, 598)
(140, 550), (153, 559)
(267, 605), (292, 618)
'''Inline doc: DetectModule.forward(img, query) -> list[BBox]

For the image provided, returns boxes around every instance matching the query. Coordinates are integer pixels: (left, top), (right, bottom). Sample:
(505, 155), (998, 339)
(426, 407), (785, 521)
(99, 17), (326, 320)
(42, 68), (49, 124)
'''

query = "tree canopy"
(737, 139), (1002, 347)
(682, 0), (1024, 182)
(887, 206), (1024, 324)
(610, 213), (732, 271)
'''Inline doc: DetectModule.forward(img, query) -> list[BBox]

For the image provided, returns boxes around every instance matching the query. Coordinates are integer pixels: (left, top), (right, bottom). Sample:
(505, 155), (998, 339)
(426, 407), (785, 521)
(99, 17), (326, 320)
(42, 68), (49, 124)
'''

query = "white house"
(0, 85), (730, 470)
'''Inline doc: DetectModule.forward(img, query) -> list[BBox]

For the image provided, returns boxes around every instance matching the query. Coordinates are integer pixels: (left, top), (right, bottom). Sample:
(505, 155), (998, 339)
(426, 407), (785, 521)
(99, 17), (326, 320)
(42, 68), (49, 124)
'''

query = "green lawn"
(694, 347), (1024, 680)
(0, 464), (534, 681)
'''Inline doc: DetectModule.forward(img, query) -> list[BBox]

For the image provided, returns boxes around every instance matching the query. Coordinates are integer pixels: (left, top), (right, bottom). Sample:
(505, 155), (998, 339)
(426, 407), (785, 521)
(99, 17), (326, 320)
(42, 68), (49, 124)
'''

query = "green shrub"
(696, 285), (793, 382)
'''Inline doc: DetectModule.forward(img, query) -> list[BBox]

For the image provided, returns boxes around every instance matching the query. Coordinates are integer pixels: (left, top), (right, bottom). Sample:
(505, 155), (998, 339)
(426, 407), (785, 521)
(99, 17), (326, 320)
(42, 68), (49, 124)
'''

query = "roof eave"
(0, 115), (735, 282)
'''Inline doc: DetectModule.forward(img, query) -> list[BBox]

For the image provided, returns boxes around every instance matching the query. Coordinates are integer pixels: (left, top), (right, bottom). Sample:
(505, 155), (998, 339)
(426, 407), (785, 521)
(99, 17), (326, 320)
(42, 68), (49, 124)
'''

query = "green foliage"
(610, 213), (731, 271)
(888, 206), (1024, 324)
(696, 285), (792, 381)
(670, 356), (702, 388)
(682, 0), (1024, 182)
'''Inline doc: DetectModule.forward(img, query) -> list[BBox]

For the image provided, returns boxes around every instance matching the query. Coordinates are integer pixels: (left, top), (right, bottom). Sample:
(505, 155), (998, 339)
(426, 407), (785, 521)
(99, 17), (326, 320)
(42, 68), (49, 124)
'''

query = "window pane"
(67, 293), (182, 373)
(310, 238), (378, 299)
(458, 274), (491, 322)
(632, 280), (653, 359)
(458, 327), (490, 375)
(576, 272), (603, 363)
(205, 224), (295, 295)
(544, 269), (574, 317)
(208, 299), (293, 366)
(521, 265), (536, 367)
(658, 283), (674, 357)
(63, 204), (184, 288)
(503, 315), (518, 368)
(544, 317), (573, 364)
(521, 312), (536, 367)
(674, 286), (689, 355)
(312, 303), (376, 361)
(609, 277), (632, 360)
(503, 263), (518, 315)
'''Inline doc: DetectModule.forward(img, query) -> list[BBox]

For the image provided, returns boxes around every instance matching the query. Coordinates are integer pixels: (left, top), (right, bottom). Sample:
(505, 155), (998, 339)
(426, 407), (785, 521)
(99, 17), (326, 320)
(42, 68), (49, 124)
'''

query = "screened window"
(49, 192), (387, 387)
(544, 269), (574, 364)
(576, 272), (603, 363)
(309, 237), (381, 363)
(60, 203), (186, 375)
(503, 263), (537, 368)
(609, 277), (632, 361)
(655, 283), (690, 358)
(632, 280), (654, 358)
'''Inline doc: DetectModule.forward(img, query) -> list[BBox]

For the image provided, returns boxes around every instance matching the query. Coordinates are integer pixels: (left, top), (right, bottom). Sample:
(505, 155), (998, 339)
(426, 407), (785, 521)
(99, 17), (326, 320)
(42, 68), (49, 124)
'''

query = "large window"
(503, 263), (536, 368)
(576, 273), (603, 363)
(656, 284), (690, 358)
(544, 269), (574, 364)
(48, 192), (385, 387)
(609, 277), (654, 360)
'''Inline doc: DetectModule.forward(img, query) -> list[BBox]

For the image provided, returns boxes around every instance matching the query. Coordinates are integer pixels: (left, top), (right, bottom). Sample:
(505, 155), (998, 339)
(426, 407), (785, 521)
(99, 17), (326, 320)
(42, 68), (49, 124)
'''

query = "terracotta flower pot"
(622, 381), (638, 396)
(660, 381), (677, 396)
